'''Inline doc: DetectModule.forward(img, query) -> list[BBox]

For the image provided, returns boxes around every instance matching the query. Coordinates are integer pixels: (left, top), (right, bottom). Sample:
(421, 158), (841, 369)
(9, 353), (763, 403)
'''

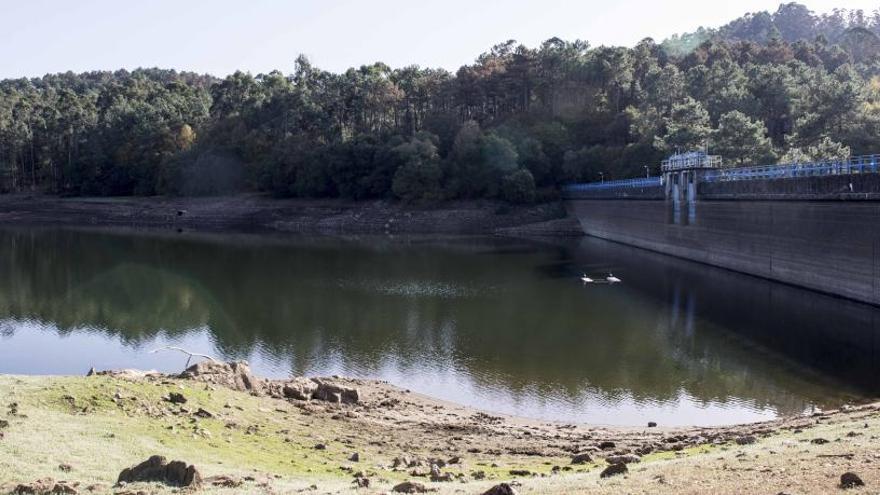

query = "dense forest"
(2, 2), (880, 202)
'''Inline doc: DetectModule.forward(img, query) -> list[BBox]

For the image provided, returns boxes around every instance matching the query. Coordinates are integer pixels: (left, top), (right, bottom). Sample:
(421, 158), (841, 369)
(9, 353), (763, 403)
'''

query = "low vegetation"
(1, 371), (879, 494)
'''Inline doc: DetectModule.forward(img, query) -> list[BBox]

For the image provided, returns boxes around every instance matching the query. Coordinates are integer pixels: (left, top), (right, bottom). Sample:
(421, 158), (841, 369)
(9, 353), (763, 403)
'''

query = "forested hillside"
(2, 2), (880, 201)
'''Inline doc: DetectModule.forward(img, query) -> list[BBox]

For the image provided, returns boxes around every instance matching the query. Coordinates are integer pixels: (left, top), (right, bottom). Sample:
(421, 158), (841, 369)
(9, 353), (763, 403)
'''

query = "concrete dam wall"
(566, 174), (880, 305)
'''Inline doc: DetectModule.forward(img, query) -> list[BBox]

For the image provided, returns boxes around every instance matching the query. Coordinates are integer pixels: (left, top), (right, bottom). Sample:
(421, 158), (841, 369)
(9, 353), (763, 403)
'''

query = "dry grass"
(0, 375), (878, 494)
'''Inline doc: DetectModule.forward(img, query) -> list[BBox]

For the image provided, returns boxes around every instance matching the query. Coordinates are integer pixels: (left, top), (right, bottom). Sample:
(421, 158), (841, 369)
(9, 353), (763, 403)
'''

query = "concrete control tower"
(661, 152), (723, 202)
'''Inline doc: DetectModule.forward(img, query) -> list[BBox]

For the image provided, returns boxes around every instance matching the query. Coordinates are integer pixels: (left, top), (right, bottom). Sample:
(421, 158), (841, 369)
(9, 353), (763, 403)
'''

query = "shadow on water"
(0, 226), (876, 425)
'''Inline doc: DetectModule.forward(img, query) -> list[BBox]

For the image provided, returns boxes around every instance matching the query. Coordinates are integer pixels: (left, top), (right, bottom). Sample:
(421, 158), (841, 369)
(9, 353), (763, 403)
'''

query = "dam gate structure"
(563, 153), (880, 305)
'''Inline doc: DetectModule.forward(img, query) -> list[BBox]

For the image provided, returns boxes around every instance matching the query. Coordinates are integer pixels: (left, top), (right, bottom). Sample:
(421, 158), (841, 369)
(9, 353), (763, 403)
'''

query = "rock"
(598, 441), (615, 450)
(276, 377), (359, 404)
(600, 463), (628, 478)
(282, 378), (319, 400)
(509, 469), (531, 476)
(194, 408), (214, 419)
(179, 361), (261, 393)
(648, 422), (657, 427)
(116, 455), (201, 487)
(482, 483), (517, 495)
(571, 452), (593, 465)
(840, 472), (864, 489)
(11, 479), (77, 495)
(205, 475), (243, 488)
(166, 392), (187, 404)
(447, 456), (462, 465)
(409, 467), (431, 477)
(430, 472), (454, 482)
(354, 476), (370, 488)
(349, 452), (360, 462)
(51, 484), (78, 494)
(735, 435), (757, 445)
(472, 470), (486, 480)
(811, 438), (829, 445)
(606, 454), (641, 465)
(393, 454), (422, 468)
(311, 378), (360, 404)
(392, 481), (428, 493)
(0, 419), (9, 429)
(314, 443), (327, 450)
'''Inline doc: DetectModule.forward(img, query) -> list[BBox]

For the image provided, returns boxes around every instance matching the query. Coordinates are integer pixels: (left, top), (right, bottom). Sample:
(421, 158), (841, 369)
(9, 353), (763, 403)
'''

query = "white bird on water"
(580, 273), (594, 283)
(606, 273), (622, 283)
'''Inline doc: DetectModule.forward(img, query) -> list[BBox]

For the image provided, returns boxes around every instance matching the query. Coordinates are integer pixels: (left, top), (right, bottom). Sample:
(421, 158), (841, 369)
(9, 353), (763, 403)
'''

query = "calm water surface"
(1, 227), (877, 426)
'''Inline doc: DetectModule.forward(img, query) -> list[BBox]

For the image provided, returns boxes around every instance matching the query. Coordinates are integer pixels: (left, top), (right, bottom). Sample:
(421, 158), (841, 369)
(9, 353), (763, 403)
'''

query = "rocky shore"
(1, 361), (878, 494)
(0, 194), (581, 236)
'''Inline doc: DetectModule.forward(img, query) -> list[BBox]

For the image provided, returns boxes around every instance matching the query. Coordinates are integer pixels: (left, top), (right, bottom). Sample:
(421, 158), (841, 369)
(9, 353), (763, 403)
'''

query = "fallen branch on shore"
(149, 346), (218, 371)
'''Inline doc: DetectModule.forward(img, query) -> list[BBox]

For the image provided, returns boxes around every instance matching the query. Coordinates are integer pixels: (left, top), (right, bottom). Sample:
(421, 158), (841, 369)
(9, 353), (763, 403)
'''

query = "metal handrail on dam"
(564, 154), (880, 193)
(563, 177), (661, 192)
(702, 154), (880, 182)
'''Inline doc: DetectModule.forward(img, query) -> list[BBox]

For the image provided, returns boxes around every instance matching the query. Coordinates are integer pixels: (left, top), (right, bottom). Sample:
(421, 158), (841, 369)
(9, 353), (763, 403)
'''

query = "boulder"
(116, 455), (201, 487)
(605, 454), (641, 465)
(311, 379), (360, 404)
(392, 481), (428, 493)
(10, 480), (78, 495)
(392, 454), (422, 469)
(166, 392), (187, 404)
(840, 472), (864, 489)
(194, 408), (214, 419)
(735, 435), (757, 445)
(598, 441), (615, 450)
(482, 483), (517, 495)
(276, 377), (359, 404)
(179, 361), (261, 393)
(282, 378), (319, 400)
(599, 463), (628, 478)
(571, 452), (592, 465)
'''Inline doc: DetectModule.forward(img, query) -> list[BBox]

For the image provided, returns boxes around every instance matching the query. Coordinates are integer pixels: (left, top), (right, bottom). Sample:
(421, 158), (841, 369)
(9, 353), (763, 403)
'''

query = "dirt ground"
(0, 194), (580, 236)
(1, 362), (878, 494)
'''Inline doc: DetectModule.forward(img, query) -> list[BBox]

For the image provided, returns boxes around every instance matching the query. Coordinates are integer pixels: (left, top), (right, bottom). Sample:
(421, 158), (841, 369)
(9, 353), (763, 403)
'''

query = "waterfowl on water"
(580, 273), (594, 283)
(606, 273), (621, 283)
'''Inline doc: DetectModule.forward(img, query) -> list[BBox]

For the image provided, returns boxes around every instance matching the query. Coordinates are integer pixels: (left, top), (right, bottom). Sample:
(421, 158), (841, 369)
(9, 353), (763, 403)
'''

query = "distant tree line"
(2, 2), (880, 202)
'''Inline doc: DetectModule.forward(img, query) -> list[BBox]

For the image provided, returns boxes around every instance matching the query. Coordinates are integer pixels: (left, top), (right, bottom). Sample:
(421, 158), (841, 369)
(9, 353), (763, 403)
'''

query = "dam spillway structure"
(564, 152), (880, 305)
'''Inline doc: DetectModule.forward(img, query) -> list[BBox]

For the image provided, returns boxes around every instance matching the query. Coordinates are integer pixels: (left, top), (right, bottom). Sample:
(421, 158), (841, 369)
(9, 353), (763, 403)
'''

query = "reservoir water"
(1, 227), (876, 426)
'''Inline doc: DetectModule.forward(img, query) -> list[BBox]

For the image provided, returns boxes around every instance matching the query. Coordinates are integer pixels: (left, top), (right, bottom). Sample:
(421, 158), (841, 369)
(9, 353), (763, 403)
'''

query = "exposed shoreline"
(2, 363), (879, 494)
(0, 193), (584, 237)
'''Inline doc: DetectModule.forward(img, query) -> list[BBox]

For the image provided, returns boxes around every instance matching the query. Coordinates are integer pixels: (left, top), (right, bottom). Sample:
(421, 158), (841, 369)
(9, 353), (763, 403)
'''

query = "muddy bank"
(0, 194), (581, 236)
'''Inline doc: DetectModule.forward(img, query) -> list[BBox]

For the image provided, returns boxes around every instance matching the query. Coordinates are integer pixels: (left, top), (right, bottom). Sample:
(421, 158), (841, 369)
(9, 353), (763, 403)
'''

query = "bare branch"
(149, 346), (219, 370)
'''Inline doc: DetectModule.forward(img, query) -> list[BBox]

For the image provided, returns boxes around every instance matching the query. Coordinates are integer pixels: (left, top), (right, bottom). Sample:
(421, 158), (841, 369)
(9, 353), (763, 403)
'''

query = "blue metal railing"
(563, 177), (662, 192)
(702, 154), (880, 182)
